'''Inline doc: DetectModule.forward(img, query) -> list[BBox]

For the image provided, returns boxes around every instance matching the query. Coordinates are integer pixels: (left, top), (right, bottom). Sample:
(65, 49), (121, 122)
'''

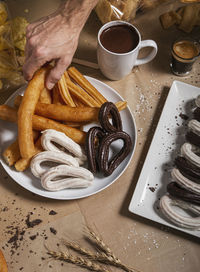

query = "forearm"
(60, 0), (99, 34)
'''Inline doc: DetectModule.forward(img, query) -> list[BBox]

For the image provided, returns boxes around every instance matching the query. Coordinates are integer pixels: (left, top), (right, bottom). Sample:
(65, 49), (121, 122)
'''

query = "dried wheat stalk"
(64, 235), (141, 272)
(48, 250), (111, 272)
(87, 227), (119, 261)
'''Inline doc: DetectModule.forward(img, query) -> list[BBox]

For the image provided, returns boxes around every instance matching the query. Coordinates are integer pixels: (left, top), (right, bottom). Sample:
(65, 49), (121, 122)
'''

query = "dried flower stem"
(48, 250), (111, 272)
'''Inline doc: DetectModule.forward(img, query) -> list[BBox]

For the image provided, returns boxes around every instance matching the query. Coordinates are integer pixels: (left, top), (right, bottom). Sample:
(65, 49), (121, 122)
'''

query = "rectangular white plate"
(129, 80), (200, 238)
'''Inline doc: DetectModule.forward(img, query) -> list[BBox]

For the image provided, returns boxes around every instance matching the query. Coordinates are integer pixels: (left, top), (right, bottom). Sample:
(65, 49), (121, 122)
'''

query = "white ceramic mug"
(97, 21), (158, 80)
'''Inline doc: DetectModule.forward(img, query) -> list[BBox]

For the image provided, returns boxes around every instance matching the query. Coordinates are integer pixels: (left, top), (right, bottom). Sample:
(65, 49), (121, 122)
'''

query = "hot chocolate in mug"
(97, 21), (158, 80)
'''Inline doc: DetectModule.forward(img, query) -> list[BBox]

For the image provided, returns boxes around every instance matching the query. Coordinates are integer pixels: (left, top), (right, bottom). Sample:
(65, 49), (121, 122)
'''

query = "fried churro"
(18, 66), (49, 159)
(39, 87), (52, 104)
(58, 73), (76, 107)
(0, 105), (86, 145)
(68, 67), (107, 105)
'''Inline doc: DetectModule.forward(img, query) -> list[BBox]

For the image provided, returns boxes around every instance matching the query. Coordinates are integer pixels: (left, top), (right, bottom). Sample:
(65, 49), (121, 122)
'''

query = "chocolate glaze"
(167, 182), (200, 205)
(98, 102), (122, 132)
(175, 156), (200, 182)
(85, 127), (105, 173)
(193, 107), (200, 122)
(98, 131), (132, 176)
(186, 131), (200, 147)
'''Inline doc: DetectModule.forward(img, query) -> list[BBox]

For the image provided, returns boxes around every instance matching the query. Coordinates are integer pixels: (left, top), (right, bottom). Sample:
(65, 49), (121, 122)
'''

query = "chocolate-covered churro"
(85, 127), (105, 173)
(85, 102), (132, 176)
(98, 131), (132, 176)
(98, 102), (122, 132)
(167, 182), (200, 205)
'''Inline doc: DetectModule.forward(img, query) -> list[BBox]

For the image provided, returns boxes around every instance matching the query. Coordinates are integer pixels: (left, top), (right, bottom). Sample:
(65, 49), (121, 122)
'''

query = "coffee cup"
(97, 20), (158, 80)
(170, 38), (200, 77)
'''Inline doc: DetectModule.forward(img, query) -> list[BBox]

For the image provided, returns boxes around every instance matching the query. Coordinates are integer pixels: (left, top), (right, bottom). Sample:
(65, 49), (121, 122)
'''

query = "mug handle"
(135, 40), (158, 66)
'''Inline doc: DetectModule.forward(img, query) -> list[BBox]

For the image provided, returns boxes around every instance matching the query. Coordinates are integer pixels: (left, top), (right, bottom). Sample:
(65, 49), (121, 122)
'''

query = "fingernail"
(46, 82), (54, 90)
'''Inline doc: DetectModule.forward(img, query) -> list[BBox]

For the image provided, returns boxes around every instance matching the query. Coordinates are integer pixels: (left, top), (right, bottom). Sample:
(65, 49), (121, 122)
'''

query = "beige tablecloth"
(0, 1), (200, 271)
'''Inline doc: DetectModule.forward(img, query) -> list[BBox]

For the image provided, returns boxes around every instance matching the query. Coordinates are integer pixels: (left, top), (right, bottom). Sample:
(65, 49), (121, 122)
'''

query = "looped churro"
(195, 95), (200, 108)
(167, 182), (200, 205)
(181, 143), (200, 167)
(160, 195), (200, 230)
(171, 168), (200, 195)
(175, 156), (200, 181)
(98, 102), (122, 132)
(85, 126), (105, 173)
(30, 151), (79, 178)
(41, 165), (94, 191)
(41, 129), (86, 165)
(188, 119), (200, 136)
(98, 131), (132, 176)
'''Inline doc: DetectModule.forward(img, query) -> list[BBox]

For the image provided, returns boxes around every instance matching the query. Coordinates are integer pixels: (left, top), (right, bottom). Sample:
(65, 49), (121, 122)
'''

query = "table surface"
(1, 1), (200, 272)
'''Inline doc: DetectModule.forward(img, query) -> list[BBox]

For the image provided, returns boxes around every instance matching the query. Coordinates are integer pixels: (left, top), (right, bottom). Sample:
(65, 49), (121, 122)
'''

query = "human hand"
(23, 9), (80, 90)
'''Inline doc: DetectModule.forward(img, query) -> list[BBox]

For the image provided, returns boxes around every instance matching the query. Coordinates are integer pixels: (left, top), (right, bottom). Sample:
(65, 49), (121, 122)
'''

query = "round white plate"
(0, 76), (137, 200)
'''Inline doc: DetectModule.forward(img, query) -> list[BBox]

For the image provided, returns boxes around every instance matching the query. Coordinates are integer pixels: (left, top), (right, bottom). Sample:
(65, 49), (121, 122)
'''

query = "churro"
(30, 150), (79, 178)
(0, 249), (8, 272)
(0, 105), (86, 145)
(68, 67), (107, 105)
(58, 73), (76, 107)
(41, 165), (94, 191)
(41, 129), (86, 164)
(32, 115), (86, 145)
(39, 87), (52, 104)
(3, 139), (21, 166)
(15, 135), (43, 172)
(65, 76), (100, 107)
(13, 95), (127, 123)
(52, 85), (65, 105)
(0, 104), (17, 122)
(99, 102), (122, 132)
(18, 66), (49, 159)
(160, 195), (200, 230)
(35, 103), (99, 122)
(3, 131), (39, 167)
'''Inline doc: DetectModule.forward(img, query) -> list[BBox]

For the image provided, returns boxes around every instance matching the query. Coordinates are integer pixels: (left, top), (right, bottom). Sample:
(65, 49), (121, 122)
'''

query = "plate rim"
(0, 76), (137, 200)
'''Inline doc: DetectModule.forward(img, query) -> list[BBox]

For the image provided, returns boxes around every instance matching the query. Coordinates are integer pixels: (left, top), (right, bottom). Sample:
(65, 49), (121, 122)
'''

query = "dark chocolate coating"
(186, 130), (200, 147)
(98, 102), (122, 132)
(167, 182), (200, 205)
(85, 127), (105, 173)
(98, 131), (132, 176)
(175, 156), (200, 183)
(193, 107), (200, 122)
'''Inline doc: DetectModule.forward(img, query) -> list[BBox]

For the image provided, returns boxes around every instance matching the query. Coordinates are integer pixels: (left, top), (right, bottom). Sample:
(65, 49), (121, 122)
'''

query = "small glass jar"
(170, 38), (200, 77)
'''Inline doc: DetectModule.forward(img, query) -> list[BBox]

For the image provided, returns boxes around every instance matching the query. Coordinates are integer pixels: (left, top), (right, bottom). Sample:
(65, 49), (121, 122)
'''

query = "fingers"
(45, 57), (72, 90)
(23, 52), (46, 81)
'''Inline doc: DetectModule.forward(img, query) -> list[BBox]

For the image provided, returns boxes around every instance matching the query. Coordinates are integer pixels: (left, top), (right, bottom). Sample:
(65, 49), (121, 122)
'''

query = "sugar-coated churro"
(68, 67), (107, 105)
(30, 150), (79, 178)
(41, 129), (86, 164)
(41, 165), (94, 191)
(160, 195), (200, 230)
(18, 66), (49, 159)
